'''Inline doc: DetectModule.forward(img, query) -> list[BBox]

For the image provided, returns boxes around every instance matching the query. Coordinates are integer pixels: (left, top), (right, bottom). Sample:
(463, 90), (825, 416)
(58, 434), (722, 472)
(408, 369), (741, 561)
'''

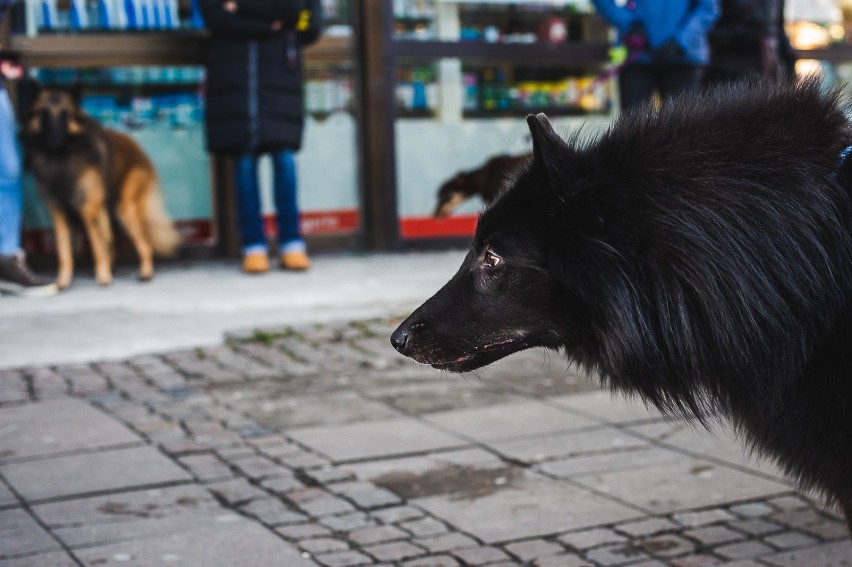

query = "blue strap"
(833, 144), (852, 179)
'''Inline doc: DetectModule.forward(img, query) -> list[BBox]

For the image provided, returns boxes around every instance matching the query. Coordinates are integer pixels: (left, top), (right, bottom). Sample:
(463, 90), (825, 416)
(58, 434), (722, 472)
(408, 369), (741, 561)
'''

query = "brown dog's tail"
(143, 189), (181, 256)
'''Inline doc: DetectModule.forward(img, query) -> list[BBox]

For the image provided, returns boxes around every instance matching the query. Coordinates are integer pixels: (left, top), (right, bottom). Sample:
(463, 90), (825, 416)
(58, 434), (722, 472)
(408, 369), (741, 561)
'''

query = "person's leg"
(659, 64), (703, 102)
(0, 88), (22, 257)
(233, 153), (269, 272)
(618, 63), (657, 113)
(0, 88), (56, 297)
(272, 149), (309, 270)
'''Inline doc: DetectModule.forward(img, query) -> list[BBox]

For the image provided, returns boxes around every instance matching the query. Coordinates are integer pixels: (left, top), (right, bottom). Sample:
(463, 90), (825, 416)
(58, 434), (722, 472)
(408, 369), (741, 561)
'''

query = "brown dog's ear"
(526, 113), (580, 200)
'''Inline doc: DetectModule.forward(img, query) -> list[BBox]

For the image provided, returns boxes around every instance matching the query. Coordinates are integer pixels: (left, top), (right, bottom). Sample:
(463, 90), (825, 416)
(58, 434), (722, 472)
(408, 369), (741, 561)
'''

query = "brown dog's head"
(25, 84), (85, 149)
(434, 172), (476, 218)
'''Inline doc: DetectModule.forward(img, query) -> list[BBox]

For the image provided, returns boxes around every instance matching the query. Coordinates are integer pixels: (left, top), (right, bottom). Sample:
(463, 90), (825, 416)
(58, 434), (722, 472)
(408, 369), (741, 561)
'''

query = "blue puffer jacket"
(592, 0), (720, 65)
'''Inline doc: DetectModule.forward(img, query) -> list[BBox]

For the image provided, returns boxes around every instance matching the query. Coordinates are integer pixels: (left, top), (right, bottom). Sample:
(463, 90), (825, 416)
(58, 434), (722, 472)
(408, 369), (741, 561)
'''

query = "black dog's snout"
(391, 320), (426, 354)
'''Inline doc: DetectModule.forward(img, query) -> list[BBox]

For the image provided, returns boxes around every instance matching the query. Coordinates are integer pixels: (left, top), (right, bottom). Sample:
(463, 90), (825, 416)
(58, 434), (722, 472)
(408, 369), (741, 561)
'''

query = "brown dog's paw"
(95, 272), (112, 286)
(138, 272), (153, 283)
(57, 273), (72, 290)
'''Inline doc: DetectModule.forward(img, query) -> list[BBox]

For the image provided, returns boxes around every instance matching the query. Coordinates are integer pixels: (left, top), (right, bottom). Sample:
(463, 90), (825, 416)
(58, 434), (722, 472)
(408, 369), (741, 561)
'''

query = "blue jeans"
(234, 150), (303, 254)
(0, 87), (22, 256)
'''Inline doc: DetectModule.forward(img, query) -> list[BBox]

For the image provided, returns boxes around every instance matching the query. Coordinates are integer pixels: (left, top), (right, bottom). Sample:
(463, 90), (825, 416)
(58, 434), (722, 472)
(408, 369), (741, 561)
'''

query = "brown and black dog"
(21, 85), (180, 289)
(433, 154), (528, 217)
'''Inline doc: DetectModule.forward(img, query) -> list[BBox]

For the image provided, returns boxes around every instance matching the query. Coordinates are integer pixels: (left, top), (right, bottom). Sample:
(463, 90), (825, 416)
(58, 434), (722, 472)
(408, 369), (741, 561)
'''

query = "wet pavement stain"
(372, 464), (523, 501)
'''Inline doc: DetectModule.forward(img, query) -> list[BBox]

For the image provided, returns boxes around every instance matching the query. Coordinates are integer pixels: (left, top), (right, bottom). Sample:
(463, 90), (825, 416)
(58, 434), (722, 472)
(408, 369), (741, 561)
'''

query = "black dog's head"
(393, 114), (599, 372)
(24, 84), (85, 149)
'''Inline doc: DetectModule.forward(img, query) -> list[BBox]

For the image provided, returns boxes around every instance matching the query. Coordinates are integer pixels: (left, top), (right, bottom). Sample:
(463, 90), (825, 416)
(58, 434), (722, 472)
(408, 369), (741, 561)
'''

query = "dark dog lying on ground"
(433, 154), (528, 217)
(21, 85), (180, 289)
(393, 78), (852, 536)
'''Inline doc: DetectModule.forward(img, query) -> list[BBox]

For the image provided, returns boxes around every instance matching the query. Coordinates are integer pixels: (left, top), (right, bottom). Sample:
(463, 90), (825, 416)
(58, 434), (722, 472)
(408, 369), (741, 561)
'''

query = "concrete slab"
(0, 399), (140, 463)
(0, 483), (17, 508)
(628, 420), (787, 481)
(422, 400), (600, 443)
(574, 455), (791, 515)
(540, 446), (687, 479)
(0, 251), (467, 369)
(763, 540), (852, 566)
(346, 448), (641, 544)
(549, 390), (667, 424)
(0, 551), (77, 566)
(287, 417), (468, 463)
(73, 517), (314, 566)
(31, 485), (220, 549)
(0, 508), (60, 559)
(2, 446), (191, 502)
(236, 392), (400, 429)
(489, 425), (650, 465)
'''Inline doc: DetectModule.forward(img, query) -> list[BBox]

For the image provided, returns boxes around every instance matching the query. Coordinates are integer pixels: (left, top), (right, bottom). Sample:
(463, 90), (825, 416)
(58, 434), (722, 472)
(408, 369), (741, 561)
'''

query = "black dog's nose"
(390, 321), (425, 354)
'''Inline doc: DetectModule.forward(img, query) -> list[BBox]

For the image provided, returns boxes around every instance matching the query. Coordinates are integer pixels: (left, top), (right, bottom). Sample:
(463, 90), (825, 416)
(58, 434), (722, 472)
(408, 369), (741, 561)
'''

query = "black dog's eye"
(483, 250), (502, 268)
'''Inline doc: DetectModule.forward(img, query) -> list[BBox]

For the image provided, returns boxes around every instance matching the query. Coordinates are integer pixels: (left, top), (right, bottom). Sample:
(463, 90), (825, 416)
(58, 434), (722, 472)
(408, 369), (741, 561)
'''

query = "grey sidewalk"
(0, 254), (850, 566)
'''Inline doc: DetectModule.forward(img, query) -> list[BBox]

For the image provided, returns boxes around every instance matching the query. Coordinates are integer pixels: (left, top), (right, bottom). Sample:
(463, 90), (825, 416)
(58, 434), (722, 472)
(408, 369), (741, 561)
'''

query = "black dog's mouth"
(428, 337), (529, 372)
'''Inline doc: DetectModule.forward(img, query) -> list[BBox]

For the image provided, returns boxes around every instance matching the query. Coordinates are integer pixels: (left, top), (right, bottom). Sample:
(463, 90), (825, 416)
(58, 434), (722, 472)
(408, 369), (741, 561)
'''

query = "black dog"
(392, 78), (852, 535)
(433, 154), (528, 217)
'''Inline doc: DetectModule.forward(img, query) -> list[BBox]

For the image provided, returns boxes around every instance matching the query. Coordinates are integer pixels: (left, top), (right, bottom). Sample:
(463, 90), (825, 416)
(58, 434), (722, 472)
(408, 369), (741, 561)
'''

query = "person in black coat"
(704, 0), (796, 86)
(199, 0), (321, 273)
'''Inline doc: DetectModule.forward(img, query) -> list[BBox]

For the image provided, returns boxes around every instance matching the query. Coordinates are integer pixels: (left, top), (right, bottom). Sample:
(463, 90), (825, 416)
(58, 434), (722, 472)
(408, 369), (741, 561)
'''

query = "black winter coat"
(199, 0), (322, 154)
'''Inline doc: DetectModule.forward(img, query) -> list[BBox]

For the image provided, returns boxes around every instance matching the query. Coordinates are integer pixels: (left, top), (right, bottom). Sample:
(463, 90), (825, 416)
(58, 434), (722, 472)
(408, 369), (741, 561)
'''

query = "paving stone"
(73, 517), (314, 566)
(682, 525), (744, 546)
(276, 522), (332, 540)
(0, 399), (140, 462)
(0, 508), (60, 558)
(321, 512), (377, 533)
(584, 544), (650, 566)
(766, 495), (810, 511)
(364, 541), (425, 563)
(240, 392), (399, 430)
(402, 555), (460, 567)
(763, 530), (818, 550)
(371, 506), (423, 524)
(616, 518), (679, 537)
(763, 540), (852, 566)
(313, 550), (374, 567)
(2, 446), (191, 501)
(299, 537), (350, 554)
(558, 528), (627, 550)
(669, 554), (727, 567)
(673, 509), (736, 527)
(715, 540), (775, 560)
(770, 507), (849, 539)
(239, 497), (306, 526)
(638, 534), (696, 558)
(533, 554), (594, 567)
(301, 466), (356, 485)
(348, 525), (408, 546)
(336, 485), (401, 510)
(0, 483), (17, 508)
(728, 518), (783, 536)
(178, 453), (233, 482)
(414, 533), (479, 553)
(400, 517), (448, 538)
(206, 478), (267, 506)
(288, 417), (467, 462)
(259, 474), (303, 494)
(504, 539), (564, 561)
(729, 502), (774, 518)
(452, 546), (511, 565)
(549, 390), (664, 423)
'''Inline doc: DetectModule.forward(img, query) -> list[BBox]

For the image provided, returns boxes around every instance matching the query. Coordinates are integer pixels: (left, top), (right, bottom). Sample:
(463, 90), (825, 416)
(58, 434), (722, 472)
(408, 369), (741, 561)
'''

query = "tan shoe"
(281, 250), (311, 271)
(242, 252), (270, 274)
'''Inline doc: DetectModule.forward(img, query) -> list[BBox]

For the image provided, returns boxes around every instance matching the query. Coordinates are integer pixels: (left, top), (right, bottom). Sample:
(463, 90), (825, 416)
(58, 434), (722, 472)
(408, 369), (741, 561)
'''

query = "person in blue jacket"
(0, 0), (57, 297)
(592, 0), (720, 112)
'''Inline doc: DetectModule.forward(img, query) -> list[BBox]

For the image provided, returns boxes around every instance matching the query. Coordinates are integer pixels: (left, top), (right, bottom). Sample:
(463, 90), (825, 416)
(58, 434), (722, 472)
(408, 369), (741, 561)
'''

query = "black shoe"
(0, 252), (58, 298)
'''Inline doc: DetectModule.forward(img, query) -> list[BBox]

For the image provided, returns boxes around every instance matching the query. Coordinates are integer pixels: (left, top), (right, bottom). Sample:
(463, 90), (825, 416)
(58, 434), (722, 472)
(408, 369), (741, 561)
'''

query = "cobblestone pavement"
(1, 317), (850, 566)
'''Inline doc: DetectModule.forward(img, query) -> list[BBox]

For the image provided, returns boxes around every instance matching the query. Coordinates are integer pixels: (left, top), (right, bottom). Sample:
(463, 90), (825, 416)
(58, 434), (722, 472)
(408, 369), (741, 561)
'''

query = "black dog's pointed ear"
(526, 113), (579, 197)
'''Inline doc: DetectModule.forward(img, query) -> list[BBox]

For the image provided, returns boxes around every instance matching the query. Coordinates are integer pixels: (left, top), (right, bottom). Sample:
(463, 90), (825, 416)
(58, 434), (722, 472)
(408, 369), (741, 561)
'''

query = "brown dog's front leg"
(48, 205), (74, 289)
(78, 169), (113, 286)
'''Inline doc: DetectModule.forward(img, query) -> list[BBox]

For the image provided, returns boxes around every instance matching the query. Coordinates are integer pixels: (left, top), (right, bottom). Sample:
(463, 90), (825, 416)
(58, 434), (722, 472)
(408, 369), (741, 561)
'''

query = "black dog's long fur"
(392, 78), (852, 532)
